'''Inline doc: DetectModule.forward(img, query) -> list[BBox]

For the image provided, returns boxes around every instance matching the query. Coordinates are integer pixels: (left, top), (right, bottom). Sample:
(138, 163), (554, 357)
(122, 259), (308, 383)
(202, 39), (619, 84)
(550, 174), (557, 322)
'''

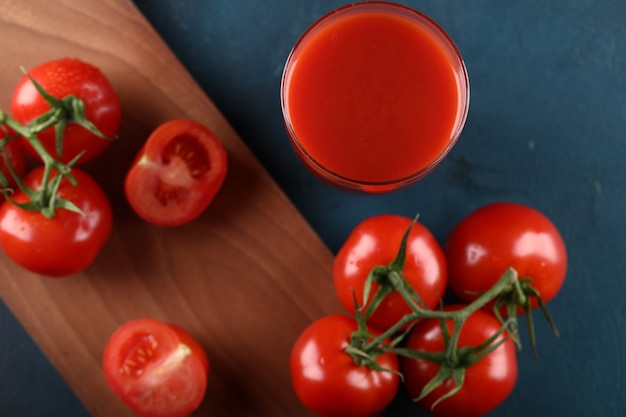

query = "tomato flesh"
(125, 119), (227, 227)
(103, 319), (209, 417)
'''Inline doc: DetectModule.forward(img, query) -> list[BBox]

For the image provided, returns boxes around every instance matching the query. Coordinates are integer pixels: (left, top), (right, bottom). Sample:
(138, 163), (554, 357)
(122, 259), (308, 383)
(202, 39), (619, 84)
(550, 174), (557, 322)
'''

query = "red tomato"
(290, 315), (399, 417)
(334, 214), (447, 331)
(0, 167), (112, 277)
(124, 119), (227, 227)
(445, 202), (568, 311)
(103, 318), (209, 417)
(401, 306), (518, 417)
(11, 57), (121, 164)
(0, 129), (27, 189)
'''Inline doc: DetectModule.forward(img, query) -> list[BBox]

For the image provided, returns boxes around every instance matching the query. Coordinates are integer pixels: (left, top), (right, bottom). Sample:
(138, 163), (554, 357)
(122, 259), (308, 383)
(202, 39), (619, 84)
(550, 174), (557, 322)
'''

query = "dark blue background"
(2, 1), (624, 416)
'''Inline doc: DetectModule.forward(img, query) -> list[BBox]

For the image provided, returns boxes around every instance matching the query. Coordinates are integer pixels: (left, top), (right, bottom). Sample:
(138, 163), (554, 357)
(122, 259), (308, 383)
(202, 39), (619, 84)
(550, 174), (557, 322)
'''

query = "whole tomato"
(290, 315), (399, 417)
(401, 305), (518, 417)
(11, 57), (121, 164)
(334, 214), (447, 331)
(103, 318), (209, 417)
(444, 202), (567, 312)
(125, 119), (228, 227)
(0, 167), (113, 277)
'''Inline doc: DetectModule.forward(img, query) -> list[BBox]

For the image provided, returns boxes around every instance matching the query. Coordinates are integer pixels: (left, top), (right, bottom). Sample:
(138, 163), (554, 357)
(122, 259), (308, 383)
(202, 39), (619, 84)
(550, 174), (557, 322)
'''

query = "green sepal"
(362, 266), (394, 319)
(361, 213), (429, 322)
(492, 274), (560, 357)
(456, 319), (513, 367)
(346, 289), (403, 379)
(45, 197), (83, 218)
(413, 364), (465, 408)
(1, 193), (41, 211)
(21, 68), (115, 163)
(64, 94), (115, 140)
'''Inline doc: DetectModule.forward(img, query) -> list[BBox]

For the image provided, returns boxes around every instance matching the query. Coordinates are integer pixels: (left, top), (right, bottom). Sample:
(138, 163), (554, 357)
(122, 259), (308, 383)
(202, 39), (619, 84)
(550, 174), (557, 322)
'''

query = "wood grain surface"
(0, 0), (342, 415)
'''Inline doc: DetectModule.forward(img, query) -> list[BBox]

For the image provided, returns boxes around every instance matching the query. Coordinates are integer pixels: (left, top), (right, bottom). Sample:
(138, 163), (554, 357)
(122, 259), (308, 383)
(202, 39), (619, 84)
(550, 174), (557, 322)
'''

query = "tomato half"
(103, 318), (209, 417)
(0, 167), (112, 277)
(11, 57), (121, 164)
(124, 119), (228, 227)
(290, 315), (399, 417)
(401, 306), (518, 417)
(333, 214), (447, 331)
(445, 202), (568, 311)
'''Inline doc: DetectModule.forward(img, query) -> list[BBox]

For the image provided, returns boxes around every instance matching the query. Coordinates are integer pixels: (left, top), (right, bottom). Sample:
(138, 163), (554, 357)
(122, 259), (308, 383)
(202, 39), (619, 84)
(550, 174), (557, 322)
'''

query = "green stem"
(0, 110), (76, 217)
(361, 268), (521, 355)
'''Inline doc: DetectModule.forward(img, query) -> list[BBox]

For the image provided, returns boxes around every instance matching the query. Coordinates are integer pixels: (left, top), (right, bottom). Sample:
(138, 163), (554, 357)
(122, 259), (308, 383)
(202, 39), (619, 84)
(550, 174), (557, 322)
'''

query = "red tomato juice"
(282, 2), (469, 192)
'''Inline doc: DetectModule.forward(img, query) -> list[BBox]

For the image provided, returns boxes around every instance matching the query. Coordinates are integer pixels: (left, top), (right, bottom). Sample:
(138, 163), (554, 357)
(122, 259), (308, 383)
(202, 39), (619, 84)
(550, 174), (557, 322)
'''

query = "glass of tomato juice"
(281, 1), (470, 193)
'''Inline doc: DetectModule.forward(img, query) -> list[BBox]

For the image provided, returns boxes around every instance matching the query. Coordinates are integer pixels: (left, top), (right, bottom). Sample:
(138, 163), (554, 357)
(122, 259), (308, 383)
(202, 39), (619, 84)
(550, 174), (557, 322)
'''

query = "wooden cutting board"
(0, 1), (342, 415)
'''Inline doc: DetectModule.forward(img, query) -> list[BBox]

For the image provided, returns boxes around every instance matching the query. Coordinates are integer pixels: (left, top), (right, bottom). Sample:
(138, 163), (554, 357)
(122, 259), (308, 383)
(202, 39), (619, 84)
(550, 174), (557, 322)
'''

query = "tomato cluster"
(291, 205), (567, 417)
(0, 58), (229, 416)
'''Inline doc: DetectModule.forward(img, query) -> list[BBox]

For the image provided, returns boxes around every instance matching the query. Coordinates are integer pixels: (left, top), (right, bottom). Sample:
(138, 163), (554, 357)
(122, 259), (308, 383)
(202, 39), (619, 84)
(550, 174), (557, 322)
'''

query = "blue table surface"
(2, 1), (625, 416)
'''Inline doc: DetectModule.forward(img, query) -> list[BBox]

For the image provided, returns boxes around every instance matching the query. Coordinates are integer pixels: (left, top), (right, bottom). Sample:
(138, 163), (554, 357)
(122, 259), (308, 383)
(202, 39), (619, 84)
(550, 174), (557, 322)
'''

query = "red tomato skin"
(334, 215), (447, 330)
(124, 119), (227, 227)
(11, 57), (121, 164)
(402, 306), (518, 417)
(290, 315), (399, 417)
(445, 202), (568, 310)
(103, 318), (209, 417)
(0, 167), (112, 277)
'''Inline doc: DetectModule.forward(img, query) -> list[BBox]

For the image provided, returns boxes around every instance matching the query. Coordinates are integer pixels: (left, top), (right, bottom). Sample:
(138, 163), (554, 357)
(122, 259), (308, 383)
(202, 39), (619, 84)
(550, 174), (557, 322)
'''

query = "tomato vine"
(338, 216), (560, 412)
(0, 67), (113, 217)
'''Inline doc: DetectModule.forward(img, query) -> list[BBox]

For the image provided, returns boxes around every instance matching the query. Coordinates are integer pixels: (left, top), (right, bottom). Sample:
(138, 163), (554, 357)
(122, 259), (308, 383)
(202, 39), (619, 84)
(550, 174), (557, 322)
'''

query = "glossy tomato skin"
(0, 167), (112, 277)
(334, 215), (447, 330)
(402, 306), (518, 417)
(445, 202), (568, 310)
(103, 318), (209, 417)
(125, 119), (227, 227)
(11, 57), (121, 164)
(291, 315), (399, 417)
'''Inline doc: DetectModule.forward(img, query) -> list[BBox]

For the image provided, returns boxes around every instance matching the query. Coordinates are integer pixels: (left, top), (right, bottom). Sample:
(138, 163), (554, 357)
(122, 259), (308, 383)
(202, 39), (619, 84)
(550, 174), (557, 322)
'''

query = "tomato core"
(161, 134), (210, 179)
(152, 134), (212, 207)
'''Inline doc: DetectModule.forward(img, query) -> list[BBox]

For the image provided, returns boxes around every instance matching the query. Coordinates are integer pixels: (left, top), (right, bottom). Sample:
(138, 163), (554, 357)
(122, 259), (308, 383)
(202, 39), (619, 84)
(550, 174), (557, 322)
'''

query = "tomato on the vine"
(290, 315), (399, 417)
(445, 201), (567, 311)
(103, 318), (209, 417)
(333, 214), (447, 331)
(124, 119), (228, 227)
(401, 305), (518, 417)
(0, 167), (112, 277)
(11, 57), (121, 164)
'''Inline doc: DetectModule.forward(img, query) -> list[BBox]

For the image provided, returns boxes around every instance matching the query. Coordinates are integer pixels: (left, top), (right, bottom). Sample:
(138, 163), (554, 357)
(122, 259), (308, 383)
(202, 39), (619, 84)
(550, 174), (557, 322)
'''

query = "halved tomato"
(103, 318), (209, 417)
(124, 119), (227, 227)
